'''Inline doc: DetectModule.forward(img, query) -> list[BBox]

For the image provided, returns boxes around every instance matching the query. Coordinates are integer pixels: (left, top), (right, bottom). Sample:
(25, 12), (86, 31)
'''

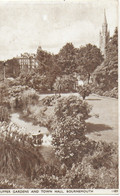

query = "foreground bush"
(0, 130), (45, 179)
(58, 141), (118, 189)
(0, 123), (118, 189)
(51, 96), (92, 167)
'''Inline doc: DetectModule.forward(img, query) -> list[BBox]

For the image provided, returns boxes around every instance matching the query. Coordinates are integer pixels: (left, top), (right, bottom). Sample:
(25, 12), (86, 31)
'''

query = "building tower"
(99, 10), (110, 58)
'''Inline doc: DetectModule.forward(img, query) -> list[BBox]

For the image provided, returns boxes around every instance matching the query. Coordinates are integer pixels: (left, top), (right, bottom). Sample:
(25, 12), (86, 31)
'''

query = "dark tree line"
(2, 28), (117, 96)
(17, 43), (103, 93)
(92, 27), (118, 93)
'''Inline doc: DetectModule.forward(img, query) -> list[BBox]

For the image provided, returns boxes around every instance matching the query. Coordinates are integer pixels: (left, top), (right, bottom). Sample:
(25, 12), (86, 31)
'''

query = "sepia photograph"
(0, 0), (119, 194)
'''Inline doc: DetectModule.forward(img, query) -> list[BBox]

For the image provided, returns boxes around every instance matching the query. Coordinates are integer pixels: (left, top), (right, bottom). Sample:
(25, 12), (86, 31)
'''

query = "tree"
(92, 27), (118, 92)
(6, 58), (20, 78)
(76, 44), (103, 83)
(57, 43), (77, 75)
(36, 46), (61, 91)
(36, 46), (53, 74)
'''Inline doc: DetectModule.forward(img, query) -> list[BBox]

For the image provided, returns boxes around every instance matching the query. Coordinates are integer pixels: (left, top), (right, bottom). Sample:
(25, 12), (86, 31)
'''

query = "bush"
(51, 96), (92, 167)
(0, 129), (45, 179)
(57, 141), (118, 189)
(77, 84), (91, 100)
(0, 106), (10, 122)
(25, 105), (51, 128)
(0, 82), (9, 106)
(103, 87), (118, 98)
(91, 84), (118, 98)
(0, 123), (118, 189)
(40, 95), (60, 106)
(21, 89), (39, 109)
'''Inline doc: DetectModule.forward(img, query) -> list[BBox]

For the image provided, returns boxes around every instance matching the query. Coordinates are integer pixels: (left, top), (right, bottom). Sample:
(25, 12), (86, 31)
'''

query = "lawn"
(39, 93), (118, 166)
(39, 93), (118, 144)
(85, 94), (118, 144)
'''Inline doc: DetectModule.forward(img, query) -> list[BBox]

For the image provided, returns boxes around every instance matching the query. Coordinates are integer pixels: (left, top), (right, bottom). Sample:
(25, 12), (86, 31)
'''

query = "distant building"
(99, 10), (110, 58)
(16, 53), (38, 71)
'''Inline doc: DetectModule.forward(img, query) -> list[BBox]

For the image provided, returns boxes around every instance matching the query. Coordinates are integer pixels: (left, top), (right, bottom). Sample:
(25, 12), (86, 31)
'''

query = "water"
(10, 113), (52, 146)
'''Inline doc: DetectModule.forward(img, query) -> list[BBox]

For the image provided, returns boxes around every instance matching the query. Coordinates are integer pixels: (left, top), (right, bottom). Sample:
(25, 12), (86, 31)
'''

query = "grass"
(85, 94), (118, 143)
(11, 93), (118, 144)
(39, 93), (118, 144)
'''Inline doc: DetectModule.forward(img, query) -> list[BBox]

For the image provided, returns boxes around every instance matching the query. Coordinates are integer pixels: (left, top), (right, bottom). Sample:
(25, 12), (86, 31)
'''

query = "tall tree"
(76, 44), (103, 83)
(92, 27), (118, 91)
(6, 58), (20, 78)
(57, 43), (77, 75)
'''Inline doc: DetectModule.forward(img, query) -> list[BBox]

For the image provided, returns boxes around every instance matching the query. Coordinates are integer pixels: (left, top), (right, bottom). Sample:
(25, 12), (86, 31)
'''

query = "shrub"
(54, 95), (91, 121)
(21, 89), (39, 109)
(0, 82), (9, 106)
(40, 95), (60, 106)
(77, 84), (91, 100)
(103, 87), (118, 98)
(0, 106), (10, 122)
(57, 142), (118, 189)
(0, 130), (45, 179)
(26, 105), (51, 128)
(51, 96), (92, 167)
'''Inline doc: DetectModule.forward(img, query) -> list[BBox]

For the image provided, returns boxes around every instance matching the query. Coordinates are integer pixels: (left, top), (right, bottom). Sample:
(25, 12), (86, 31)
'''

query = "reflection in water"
(10, 113), (52, 146)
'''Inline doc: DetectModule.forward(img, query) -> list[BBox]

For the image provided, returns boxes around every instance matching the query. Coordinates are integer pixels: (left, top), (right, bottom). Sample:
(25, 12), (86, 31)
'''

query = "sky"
(0, 0), (118, 60)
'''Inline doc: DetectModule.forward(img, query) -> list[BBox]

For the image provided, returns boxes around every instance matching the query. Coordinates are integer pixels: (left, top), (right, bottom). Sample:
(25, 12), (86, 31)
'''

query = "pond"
(10, 113), (52, 146)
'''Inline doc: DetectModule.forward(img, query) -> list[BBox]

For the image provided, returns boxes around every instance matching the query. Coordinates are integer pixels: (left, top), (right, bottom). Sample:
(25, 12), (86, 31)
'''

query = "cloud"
(41, 20), (98, 53)
(0, 0), (118, 60)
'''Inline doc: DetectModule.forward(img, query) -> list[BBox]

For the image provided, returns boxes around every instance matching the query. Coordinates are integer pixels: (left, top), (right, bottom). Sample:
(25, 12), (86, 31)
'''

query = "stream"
(10, 113), (52, 146)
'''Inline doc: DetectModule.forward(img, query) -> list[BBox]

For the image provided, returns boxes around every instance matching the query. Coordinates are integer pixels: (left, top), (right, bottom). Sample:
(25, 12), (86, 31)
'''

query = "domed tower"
(99, 10), (110, 58)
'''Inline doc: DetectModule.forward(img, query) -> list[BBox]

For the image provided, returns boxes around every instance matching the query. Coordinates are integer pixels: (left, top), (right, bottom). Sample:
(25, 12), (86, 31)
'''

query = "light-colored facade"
(99, 10), (110, 58)
(16, 53), (38, 71)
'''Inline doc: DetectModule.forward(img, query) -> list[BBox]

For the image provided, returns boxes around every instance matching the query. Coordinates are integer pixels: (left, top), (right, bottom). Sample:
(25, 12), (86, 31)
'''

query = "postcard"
(0, 0), (119, 194)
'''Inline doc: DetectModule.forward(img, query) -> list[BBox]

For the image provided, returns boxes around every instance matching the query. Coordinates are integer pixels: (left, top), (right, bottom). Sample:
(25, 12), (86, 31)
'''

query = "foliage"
(36, 46), (61, 91)
(20, 89), (39, 109)
(57, 141), (118, 189)
(56, 43), (77, 75)
(77, 84), (91, 100)
(7, 85), (36, 109)
(103, 87), (118, 98)
(18, 95), (58, 128)
(0, 174), (32, 189)
(75, 44), (103, 83)
(0, 120), (118, 189)
(0, 106), (10, 122)
(39, 95), (60, 106)
(51, 96), (92, 166)
(7, 43), (104, 94)
(53, 75), (77, 94)
(6, 58), (20, 78)
(92, 27), (118, 93)
(54, 95), (91, 121)
(0, 128), (45, 179)
(24, 104), (52, 128)
(0, 82), (9, 106)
